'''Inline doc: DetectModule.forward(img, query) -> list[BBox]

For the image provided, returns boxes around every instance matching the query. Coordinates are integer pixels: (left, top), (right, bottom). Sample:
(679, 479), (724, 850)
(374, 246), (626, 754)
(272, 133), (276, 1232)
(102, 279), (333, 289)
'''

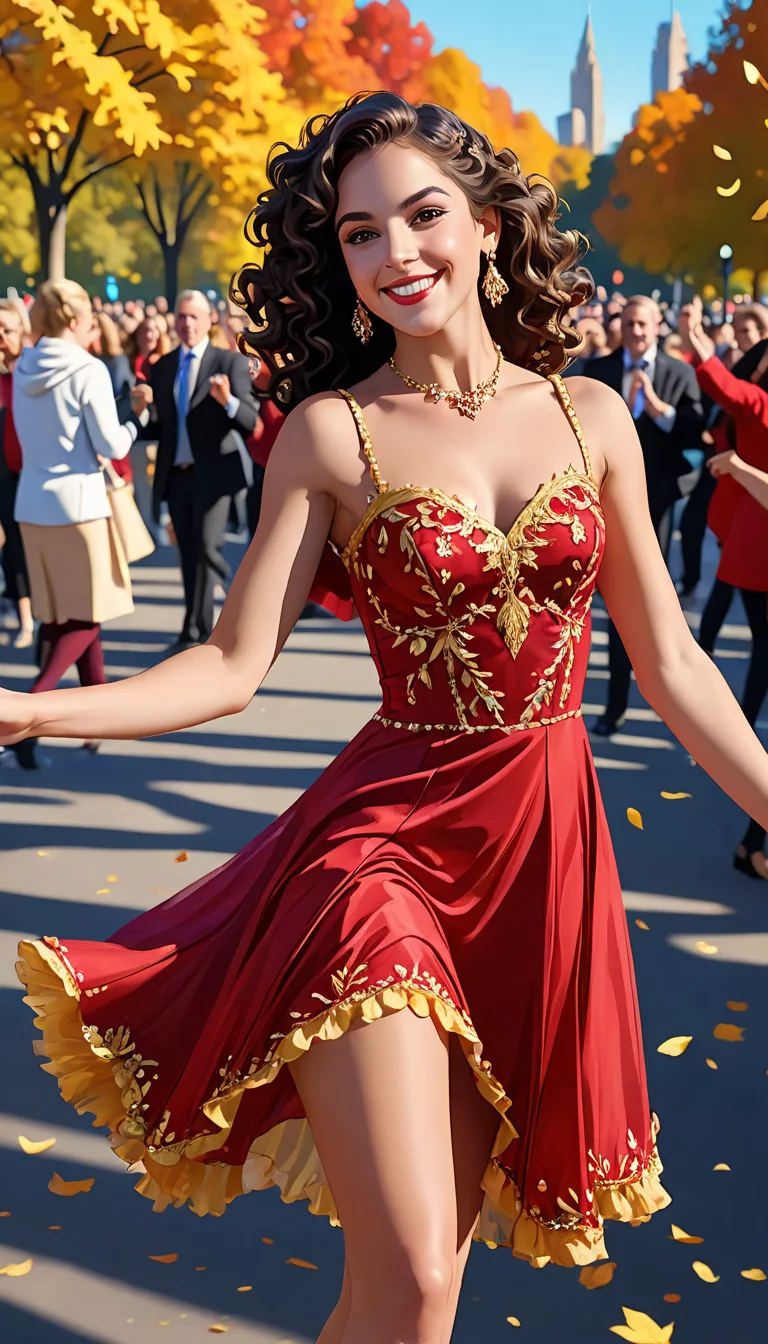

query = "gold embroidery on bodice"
(338, 375), (605, 733)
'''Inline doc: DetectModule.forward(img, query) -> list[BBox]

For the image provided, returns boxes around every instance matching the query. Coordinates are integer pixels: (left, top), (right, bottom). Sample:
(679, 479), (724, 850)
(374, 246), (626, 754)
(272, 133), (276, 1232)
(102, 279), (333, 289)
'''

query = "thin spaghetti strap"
(337, 389), (388, 495)
(548, 373), (593, 481)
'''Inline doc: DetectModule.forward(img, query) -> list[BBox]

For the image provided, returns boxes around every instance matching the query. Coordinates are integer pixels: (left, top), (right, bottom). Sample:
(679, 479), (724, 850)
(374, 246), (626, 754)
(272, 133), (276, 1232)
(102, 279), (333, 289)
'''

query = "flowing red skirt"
(18, 715), (669, 1269)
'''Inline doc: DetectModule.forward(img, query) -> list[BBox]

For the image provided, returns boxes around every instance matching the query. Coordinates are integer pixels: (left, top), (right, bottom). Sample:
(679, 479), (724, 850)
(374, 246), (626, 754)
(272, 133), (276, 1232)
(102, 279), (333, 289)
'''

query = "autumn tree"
(593, 0), (768, 292)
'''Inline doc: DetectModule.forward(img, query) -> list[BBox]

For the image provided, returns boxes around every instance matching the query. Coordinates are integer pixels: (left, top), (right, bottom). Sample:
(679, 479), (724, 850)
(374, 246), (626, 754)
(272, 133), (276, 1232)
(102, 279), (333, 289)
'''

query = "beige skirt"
(20, 518), (134, 625)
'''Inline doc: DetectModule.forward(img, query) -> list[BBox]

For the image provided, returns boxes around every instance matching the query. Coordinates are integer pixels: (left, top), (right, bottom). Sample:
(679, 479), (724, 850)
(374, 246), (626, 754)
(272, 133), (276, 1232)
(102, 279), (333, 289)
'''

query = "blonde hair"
(31, 279), (91, 339)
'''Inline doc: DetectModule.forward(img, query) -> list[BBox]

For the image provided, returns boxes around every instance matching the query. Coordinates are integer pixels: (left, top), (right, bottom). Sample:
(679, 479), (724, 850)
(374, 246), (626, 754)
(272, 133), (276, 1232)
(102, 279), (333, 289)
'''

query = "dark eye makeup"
(344, 205), (448, 247)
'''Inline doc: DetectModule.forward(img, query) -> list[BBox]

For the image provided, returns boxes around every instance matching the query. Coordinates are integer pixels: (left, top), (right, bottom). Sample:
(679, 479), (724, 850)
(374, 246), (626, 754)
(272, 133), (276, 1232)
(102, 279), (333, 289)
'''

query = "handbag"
(103, 460), (155, 564)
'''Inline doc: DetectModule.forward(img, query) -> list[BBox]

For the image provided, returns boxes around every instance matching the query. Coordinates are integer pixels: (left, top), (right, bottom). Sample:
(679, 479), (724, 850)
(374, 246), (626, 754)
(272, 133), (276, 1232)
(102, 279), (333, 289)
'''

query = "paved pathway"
(1, 534), (766, 1343)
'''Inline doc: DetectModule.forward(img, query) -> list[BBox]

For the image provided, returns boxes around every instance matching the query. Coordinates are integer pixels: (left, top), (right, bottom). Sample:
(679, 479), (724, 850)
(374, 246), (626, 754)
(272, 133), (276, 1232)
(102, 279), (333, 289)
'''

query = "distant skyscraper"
(651, 7), (689, 98)
(557, 4), (605, 155)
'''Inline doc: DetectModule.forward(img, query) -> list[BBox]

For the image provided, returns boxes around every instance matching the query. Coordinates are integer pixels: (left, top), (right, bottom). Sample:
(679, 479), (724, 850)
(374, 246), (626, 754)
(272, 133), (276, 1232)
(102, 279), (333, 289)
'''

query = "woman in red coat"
(681, 305), (768, 876)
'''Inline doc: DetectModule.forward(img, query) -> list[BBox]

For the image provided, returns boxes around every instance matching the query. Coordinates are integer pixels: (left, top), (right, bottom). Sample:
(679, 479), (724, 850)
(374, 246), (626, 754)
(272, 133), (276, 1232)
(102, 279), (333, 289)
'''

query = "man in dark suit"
(131, 290), (258, 652)
(575, 295), (705, 735)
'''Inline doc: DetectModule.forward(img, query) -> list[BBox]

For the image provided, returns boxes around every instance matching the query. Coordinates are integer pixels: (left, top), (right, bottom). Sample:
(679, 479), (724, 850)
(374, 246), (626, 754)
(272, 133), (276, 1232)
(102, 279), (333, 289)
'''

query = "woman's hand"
(708, 448), (743, 478)
(0, 687), (37, 746)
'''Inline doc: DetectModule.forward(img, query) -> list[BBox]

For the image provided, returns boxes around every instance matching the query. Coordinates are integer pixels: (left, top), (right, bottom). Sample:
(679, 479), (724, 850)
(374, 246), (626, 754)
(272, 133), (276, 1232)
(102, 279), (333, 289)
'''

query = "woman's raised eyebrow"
(335, 185), (451, 234)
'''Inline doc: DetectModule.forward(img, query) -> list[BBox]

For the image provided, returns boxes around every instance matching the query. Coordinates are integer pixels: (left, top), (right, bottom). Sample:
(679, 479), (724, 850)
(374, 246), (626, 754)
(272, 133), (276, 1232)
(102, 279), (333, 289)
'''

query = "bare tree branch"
(64, 153), (135, 202)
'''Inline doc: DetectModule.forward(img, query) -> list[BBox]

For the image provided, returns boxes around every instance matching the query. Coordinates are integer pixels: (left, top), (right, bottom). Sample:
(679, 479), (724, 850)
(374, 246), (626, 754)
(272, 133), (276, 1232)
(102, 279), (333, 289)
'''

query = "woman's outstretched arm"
(0, 397), (345, 745)
(709, 448), (768, 510)
(575, 378), (768, 830)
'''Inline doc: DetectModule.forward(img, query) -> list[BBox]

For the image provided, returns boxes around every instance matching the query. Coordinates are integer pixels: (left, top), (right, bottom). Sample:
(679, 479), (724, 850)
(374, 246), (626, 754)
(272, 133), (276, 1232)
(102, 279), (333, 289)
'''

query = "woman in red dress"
(5, 96), (768, 1343)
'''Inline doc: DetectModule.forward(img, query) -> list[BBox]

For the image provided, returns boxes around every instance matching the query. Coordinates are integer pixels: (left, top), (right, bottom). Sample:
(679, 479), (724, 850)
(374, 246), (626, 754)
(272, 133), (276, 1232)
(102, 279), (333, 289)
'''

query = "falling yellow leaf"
(237, 1285), (253, 1291)
(18, 1135), (56, 1155)
(96, 889), (111, 896)
(713, 145), (732, 160)
(670, 1224), (704, 1245)
(713, 1163), (731, 1171)
(695, 941), (718, 955)
(741, 1268), (766, 1281)
(286, 1258), (318, 1270)
(635, 920), (650, 931)
(660, 792), (691, 800)
(752, 200), (768, 222)
(36, 850), (48, 857)
(106, 875), (118, 883)
(507, 1319), (521, 1327)
(158, 1323), (172, 1328)
(716, 179), (742, 197)
(579, 1261), (617, 1289)
(705, 1058), (718, 1070)
(149, 1254), (178, 1263)
(610, 1306), (674, 1342)
(175, 851), (188, 863)
(196, 1266), (207, 1271)
(744, 59), (768, 88)
(726, 1001), (748, 1012)
(262, 1237), (274, 1244)
(627, 808), (643, 830)
(713, 1023), (744, 1042)
(663, 1294), (681, 1303)
(0, 1259), (33, 1277)
(692, 1261), (720, 1283)
(657, 1036), (692, 1057)
(48, 1173), (94, 1196)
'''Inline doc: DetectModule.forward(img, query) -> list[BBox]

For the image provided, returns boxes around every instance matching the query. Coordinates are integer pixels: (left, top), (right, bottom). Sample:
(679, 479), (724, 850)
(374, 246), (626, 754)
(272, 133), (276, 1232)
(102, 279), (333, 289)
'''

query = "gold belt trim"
(371, 708), (582, 734)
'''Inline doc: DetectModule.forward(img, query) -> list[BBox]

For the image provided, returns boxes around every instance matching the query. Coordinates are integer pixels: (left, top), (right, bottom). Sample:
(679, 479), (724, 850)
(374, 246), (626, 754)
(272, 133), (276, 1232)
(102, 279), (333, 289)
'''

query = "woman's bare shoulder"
(266, 389), (365, 488)
(560, 375), (637, 482)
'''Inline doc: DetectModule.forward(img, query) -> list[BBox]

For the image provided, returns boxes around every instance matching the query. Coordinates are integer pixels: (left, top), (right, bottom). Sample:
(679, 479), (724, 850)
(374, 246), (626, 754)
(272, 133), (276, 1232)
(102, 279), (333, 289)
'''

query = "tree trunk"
(47, 204), (68, 281)
(162, 240), (181, 310)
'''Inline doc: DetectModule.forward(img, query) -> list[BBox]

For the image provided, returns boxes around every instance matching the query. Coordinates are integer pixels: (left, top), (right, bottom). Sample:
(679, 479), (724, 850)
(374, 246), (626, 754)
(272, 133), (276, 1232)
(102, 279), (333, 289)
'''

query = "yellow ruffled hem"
(16, 936), (670, 1270)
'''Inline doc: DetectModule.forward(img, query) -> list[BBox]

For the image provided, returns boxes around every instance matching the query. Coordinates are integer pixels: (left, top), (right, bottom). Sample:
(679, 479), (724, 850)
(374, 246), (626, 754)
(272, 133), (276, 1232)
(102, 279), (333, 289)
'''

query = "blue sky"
(404, 0), (736, 148)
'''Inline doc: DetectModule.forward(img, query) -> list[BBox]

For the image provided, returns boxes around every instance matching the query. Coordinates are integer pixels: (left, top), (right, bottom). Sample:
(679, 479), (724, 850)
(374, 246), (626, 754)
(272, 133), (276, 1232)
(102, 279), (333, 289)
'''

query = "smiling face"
(335, 142), (497, 339)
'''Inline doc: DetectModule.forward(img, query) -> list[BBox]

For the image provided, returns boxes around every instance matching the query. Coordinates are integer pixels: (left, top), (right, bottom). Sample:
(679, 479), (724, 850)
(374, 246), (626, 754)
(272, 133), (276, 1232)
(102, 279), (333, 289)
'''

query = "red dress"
(17, 373), (669, 1269)
(700, 354), (768, 591)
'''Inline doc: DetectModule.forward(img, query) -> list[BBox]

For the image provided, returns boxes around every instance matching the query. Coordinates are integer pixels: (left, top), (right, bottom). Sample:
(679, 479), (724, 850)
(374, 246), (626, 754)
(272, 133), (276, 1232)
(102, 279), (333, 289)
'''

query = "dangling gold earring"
(352, 296), (373, 344)
(482, 247), (509, 307)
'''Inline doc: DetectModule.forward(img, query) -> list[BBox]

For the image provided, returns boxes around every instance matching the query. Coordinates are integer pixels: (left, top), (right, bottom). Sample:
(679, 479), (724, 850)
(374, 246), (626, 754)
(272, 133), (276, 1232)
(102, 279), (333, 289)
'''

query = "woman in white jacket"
(11, 279), (142, 768)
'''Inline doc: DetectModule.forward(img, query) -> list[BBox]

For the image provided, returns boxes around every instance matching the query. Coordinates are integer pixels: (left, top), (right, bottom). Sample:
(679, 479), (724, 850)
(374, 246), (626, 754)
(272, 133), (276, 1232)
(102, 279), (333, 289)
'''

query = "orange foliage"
(349, 1), (434, 102)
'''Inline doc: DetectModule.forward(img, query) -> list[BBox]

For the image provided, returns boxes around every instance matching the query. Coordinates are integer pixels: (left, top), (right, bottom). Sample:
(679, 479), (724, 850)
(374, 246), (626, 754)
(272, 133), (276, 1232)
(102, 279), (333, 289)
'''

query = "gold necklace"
(388, 343), (503, 421)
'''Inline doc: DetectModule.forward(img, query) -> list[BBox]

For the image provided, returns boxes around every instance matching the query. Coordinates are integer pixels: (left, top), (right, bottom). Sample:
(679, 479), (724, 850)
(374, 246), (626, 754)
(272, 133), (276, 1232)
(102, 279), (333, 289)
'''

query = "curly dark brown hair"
(230, 91), (593, 410)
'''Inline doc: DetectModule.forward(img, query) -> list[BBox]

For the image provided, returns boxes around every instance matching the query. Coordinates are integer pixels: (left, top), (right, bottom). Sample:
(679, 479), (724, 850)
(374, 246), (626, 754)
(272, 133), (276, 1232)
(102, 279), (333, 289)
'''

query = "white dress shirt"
(622, 343), (676, 433)
(173, 335), (242, 466)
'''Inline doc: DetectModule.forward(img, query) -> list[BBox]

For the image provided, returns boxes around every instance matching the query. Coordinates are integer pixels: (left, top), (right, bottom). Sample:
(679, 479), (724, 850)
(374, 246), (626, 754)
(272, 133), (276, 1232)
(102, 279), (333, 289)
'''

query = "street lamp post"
(719, 244), (734, 308)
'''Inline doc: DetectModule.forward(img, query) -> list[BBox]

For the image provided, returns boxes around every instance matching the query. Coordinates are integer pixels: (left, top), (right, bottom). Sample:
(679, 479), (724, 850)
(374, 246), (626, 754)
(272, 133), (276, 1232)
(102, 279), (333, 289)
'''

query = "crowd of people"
(2, 275), (768, 878)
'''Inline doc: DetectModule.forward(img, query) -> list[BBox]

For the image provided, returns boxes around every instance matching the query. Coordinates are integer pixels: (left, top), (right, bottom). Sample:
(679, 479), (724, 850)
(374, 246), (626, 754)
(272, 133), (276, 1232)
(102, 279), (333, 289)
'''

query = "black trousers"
(0, 467), (30, 605)
(166, 466), (231, 644)
(679, 466), (717, 592)
(738, 588), (768, 853)
(603, 498), (675, 721)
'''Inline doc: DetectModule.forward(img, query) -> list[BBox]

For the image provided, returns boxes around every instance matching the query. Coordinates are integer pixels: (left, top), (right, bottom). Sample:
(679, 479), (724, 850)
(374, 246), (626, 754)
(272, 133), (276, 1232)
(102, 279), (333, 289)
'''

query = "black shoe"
(591, 712), (626, 737)
(3, 738), (47, 770)
(733, 846), (768, 880)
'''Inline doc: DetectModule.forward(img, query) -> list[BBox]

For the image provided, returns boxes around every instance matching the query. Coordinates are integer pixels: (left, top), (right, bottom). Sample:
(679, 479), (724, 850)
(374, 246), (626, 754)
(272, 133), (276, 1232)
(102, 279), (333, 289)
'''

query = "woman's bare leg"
(289, 1006), (459, 1344)
(440, 1037), (501, 1343)
(316, 1259), (351, 1344)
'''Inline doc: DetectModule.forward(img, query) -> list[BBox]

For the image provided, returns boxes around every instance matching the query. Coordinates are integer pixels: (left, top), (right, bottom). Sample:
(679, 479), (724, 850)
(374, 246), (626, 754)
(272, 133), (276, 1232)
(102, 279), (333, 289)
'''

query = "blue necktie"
(630, 358), (649, 419)
(175, 349), (195, 465)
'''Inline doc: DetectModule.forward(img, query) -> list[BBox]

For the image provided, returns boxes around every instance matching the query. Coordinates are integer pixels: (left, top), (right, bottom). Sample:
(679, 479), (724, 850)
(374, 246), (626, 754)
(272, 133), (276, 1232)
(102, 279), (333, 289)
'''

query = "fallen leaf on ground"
(695, 941), (718, 955)
(96, 889), (110, 896)
(149, 1253), (178, 1263)
(670, 1225), (703, 1244)
(48, 1173), (94, 1196)
(175, 851), (188, 863)
(261, 1237), (274, 1244)
(18, 1135), (56, 1155)
(726, 1001), (748, 1012)
(0, 1259), (33, 1277)
(692, 1261), (720, 1283)
(579, 1261), (617, 1289)
(36, 851), (48, 857)
(635, 920), (650, 931)
(48, 1226), (60, 1231)
(663, 1295), (681, 1303)
(660, 792), (691, 800)
(713, 1163), (731, 1171)
(609, 1306), (674, 1342)
(237, 1286), (253, 1292)
(741, 1268), (766, 1281)
(286, 1258), (318, 1270)
(657, 1036), (692, 1057)
(705, 1058), (718, 1070)
(506, 1318), (521, 1327)
(209, 1328), (228, 1335)
(0, 1212), (9, 1217)
(106, 875), (118, 883)
(713, 1023), (744, 1042)
(195, 1265), (207, 1271)
(627, 808), (643, 830)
